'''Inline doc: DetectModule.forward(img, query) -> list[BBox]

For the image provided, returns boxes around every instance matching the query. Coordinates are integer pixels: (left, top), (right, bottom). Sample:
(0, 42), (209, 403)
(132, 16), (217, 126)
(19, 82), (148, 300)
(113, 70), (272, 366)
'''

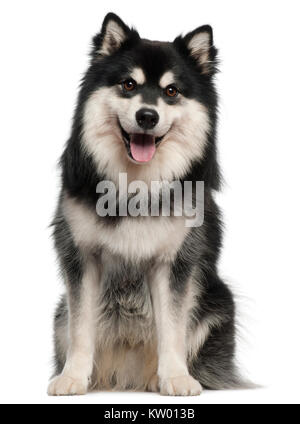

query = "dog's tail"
(194, 363), (260, 391)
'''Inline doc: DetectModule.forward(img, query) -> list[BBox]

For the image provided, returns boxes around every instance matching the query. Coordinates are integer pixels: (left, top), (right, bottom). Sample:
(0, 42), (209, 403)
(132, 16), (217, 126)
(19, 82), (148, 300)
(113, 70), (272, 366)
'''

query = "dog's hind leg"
(187, 272), (243, 390)
(48, 258), (100, 396)
(52, 295), (68, 377)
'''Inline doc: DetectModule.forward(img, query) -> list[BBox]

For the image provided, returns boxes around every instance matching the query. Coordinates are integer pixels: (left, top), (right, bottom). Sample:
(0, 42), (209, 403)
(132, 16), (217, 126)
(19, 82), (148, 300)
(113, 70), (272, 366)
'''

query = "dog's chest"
(64, 195), (189, 261)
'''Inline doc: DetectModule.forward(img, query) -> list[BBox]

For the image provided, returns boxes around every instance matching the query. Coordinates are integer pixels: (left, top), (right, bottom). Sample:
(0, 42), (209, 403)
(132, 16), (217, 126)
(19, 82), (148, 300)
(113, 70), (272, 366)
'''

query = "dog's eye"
(165, 85), (178, 98)
(122, 79), (137, 92)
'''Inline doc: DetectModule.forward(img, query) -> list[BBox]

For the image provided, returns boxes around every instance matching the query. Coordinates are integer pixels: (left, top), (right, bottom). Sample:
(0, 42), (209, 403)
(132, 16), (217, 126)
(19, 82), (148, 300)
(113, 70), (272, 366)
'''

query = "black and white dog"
(48, 13), (242, 396)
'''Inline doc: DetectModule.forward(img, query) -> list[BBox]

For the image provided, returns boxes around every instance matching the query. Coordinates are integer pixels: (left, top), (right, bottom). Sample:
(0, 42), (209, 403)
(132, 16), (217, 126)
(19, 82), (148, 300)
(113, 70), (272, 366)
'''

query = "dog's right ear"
(93, 13), (135, 57)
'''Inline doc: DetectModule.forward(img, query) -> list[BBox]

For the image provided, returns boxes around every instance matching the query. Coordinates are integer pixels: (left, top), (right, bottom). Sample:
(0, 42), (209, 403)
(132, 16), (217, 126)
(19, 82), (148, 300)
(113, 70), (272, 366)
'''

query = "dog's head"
(81, 13), (218, 183)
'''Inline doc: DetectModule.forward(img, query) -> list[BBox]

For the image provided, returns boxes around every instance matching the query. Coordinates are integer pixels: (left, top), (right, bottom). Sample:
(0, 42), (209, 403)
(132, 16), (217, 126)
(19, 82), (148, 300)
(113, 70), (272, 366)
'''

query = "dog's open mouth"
(119, 124), (164, 163)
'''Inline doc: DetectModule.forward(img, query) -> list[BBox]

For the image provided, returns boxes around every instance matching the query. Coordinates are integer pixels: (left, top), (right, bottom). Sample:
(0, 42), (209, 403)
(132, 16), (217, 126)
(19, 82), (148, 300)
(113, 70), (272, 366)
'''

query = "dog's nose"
(136, 108), (159, 130)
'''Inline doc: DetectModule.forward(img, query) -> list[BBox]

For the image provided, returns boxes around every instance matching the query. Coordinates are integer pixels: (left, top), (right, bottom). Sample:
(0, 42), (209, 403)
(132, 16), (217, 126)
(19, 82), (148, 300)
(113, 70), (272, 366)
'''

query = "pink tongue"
(130, 134), (156, 163)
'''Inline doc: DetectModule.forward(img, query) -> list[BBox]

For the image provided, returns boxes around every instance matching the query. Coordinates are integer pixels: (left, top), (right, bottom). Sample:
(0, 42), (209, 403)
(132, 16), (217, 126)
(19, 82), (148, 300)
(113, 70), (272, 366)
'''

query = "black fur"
(50, 12), (243, 393)
(61, 15), (220, 203)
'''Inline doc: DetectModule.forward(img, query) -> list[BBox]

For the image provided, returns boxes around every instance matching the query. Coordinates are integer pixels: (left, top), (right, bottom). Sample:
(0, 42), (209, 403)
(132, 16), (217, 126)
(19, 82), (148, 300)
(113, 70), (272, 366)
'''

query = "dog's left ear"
(175, 25), (217, 75)
(93, 13), (135, 57)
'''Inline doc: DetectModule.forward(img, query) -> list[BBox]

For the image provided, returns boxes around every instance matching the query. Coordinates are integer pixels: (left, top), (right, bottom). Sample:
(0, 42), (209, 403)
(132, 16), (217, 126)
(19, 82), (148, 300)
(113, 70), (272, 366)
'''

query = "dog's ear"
(175, 25), (217, 75)
(93, 13), (134, 57)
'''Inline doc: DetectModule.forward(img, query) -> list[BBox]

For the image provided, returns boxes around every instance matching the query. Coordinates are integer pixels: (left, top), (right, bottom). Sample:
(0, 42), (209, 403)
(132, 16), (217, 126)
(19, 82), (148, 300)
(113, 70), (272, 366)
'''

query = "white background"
(0, 0), (299, 404)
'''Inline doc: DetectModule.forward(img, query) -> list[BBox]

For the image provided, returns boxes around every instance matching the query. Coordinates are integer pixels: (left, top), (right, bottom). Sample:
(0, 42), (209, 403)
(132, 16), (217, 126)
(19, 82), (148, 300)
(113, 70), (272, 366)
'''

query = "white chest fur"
(63, 194), (189, 262)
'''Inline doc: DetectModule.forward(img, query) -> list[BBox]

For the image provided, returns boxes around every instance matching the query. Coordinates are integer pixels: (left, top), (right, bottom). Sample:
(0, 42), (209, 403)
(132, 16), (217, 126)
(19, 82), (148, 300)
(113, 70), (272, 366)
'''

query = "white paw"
(160, 375), (203, 396)
(47, 374), (88, 396)
(147, 374), (160, 393)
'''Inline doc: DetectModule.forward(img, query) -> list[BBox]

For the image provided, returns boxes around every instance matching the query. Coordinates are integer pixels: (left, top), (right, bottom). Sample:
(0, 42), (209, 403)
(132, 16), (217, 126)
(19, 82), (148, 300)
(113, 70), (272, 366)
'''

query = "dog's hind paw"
(47, 374), (88, 396)
(160, 375), (202, 396)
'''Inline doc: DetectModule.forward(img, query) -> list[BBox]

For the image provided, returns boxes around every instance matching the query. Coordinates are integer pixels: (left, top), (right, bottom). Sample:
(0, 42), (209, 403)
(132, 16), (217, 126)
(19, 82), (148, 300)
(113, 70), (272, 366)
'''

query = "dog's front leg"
(48, 258), (99, 396)
(149, 263), (202, 396)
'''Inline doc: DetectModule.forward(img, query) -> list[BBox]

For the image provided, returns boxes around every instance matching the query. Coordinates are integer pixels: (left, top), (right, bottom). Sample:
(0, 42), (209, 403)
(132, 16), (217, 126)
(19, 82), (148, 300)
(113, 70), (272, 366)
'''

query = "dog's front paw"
(47, 374), (88, 396)
(147, 374), (160, 393)
(160, 375), (202, 396)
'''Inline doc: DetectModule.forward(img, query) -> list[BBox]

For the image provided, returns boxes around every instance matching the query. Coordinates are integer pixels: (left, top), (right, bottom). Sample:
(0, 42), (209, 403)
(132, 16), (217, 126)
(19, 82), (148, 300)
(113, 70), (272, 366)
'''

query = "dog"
(48, 12), (243, 396)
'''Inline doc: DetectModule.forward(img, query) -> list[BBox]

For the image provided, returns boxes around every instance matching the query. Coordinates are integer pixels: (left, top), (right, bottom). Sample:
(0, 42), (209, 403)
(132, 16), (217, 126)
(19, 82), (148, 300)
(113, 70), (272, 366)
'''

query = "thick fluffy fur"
(48, 13), (241, 396)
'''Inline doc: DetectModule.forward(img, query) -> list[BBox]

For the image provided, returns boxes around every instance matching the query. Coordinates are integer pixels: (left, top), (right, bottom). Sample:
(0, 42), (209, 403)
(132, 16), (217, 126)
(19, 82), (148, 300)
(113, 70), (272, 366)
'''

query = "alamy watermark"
(96, 173), (204, 228)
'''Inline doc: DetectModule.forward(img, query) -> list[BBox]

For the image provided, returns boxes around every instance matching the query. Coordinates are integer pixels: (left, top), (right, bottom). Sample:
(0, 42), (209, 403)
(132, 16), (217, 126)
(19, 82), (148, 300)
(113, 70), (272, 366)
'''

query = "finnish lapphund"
(48, 12), (244, 396)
